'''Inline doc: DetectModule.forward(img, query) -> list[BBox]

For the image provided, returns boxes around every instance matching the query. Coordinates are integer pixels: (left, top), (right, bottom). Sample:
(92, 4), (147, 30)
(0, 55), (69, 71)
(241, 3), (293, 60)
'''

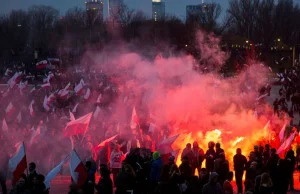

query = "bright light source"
(185, 44), (188, 47)
(17, 24), (22, 27)
(277, 38), (280, 42)
(246, 40), (249, 43)
(250, 44), (252, 46)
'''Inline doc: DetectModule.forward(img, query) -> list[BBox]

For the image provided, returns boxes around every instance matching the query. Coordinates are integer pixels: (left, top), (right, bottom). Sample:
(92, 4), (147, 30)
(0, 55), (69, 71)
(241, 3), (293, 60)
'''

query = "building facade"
(108, 0), (124, 18)
(85, 0), (104, 21)
(152, 0), (165, 21)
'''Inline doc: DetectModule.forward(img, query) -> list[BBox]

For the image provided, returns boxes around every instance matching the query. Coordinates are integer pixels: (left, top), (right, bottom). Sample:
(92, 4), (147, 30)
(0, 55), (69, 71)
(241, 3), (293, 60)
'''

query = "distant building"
(186, 3), (209, 22)
(85, 0), (104, 22)
(108, 0), (124, 18)
(152, 0), (165, 21)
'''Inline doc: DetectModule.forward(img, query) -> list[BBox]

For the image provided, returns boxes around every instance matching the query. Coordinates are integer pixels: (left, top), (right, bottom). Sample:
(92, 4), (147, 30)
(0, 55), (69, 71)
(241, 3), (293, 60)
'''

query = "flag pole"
(23, 142), (29, 176)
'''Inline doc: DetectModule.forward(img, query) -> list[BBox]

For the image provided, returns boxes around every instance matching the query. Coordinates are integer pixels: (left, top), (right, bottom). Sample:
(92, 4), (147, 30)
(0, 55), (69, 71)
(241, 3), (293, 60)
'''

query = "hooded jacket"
(202, 172), (223, 194)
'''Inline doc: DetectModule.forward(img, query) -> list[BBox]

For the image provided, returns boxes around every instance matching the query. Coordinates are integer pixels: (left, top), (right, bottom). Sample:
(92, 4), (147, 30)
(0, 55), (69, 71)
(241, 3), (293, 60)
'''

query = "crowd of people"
(0, 59), (299, 194)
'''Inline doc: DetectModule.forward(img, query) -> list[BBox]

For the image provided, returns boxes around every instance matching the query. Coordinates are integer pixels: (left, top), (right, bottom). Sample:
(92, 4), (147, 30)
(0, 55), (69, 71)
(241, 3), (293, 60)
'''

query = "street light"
(277, 38), (280, 42)
(185, 44), (188, 47)
(246, 40), (249, 43)
(17, 24), (22, 27)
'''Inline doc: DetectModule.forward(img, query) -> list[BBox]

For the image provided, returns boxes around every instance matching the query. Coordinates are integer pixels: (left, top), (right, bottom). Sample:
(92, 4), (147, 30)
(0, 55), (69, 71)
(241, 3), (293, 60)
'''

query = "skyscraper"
(85, 0), (104, 21)
(186, 3), (210, 22)
(108, 0), (124, 18)
(152, 0), (165, 21)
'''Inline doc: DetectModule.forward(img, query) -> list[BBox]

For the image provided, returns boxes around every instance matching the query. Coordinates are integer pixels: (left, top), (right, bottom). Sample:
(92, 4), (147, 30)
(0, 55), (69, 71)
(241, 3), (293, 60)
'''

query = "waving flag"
(70, 149), (87, 186)
(130, 107), (139, 129)
(277, 131), (297, 154)
(279, 122), (287, 142)
(36, 60), (48, 69)
(64, 82), (72, 91)
(64, 112), (92, 137)
(8, 72), (22, 88)
(93, 106), (101, 119)
(41, 82), (50, 89)
(29, 100), (35, 116)
(84, 88), (91, 100)
(29, 87), (36, 93)
(72, 103), (79, 113)
(58, 89), (69, 99)
(9, 142), (27, 185)
(6, 102), (16, 118)
(96, 94), (102, 104)
(74, 83), (83, 95)
(158, 134), (180, 154)
(94, 135), (118, 151)
(43, 96), (50, 111)
(2, 118), (8, 131)
(69, 111), (75, 121)
(29, 126), (41, 144)
(44, 155), (68, 189)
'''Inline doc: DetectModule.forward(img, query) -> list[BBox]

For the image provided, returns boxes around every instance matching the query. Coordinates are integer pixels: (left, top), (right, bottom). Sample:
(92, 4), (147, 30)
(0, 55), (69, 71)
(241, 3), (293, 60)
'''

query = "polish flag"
(94, 135), (118, 151)
(80, 79), (85, 86)
(43, 76), (49, 83)
(5, 68), (13, 76)
(18, 81), (28, 91)
(48, 72), (54, 80)
(69, 111), (75, 121)
(44, 155), (69, 189)
(72, 103), (79, 113)
(74, 83), (83, 95)
(277, 131), (297, 154)
(17, 112), (22, 123)
(70, 149), (88, 186)
(36, 60), (48, 69)
(64, 112), (92, 137)
(64, 82), (72, 91)
(158, 134), (180, 154)
(41, 82), (51, 89)
(29, 100), (35, 116)
(9, 142), (27, 185)
(2, 118), (8, 131)
(93, 106), (101, 120)
(47, 93), (56, 105)
(58, 89), (69, 99)
(29, 87), (36, 93)
(43, 96), (50, 111)
(6, 102), (16, 118)
(84, 88), (91, 100)
(279, 122), (287, 142)
(148, 123), (157, 133)
(130, 107), (139, 129)
(96, 94), (102, 104)
(8, 72), (22, 88)
(29, 126), (41, 144)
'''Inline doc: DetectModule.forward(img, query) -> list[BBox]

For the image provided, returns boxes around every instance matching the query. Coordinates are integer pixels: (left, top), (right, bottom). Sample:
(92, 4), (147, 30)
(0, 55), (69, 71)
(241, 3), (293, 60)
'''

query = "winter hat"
(153, 151), (160, 160)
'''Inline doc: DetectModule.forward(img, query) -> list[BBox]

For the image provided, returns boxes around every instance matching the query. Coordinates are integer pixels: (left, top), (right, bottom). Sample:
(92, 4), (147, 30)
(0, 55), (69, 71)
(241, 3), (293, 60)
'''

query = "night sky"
(1, 0), (228, 20)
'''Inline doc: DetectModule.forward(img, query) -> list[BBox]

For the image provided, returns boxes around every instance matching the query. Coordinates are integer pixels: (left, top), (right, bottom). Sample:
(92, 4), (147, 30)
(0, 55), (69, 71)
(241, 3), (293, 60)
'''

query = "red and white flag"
(158, 134), (180, 155)
(84, 88), (91, 100)
(43, 96), (50, 111)
(80, 79), (85, 86)
(130, 107), (139, 129)
(69, 111), (75, 121)
(6, 102), (16, 118)
(58, 89), (69, 99)
(5, 68), (13, 76)
(18, 81), (28, 91)
(17, 112), (22, 123)
(2, 118), (8, 131)
(96, 94), (102, 104)
(74, 83), (83, 95)
(70, 149), (87, 186)
(64, 112), (92, 137)
(9, 142), (27, 185)
(93, 106), (101, 120)
(277, 131), (297, 154)
(94, 135), (118, 151)
(72, 103), (79, 113)
(29, 87), (36, 93)
(279, 122), (287, 142)
(44, 155), (68, 189)
(47, 93), (56, 104)
(41, 82), (50, 89)
(8, 72), (22, 88)
(36, 60), (48, 69)
(29, 126), (41, 144)
(64, 82), (72, 91)
(29, 100), (35, 116)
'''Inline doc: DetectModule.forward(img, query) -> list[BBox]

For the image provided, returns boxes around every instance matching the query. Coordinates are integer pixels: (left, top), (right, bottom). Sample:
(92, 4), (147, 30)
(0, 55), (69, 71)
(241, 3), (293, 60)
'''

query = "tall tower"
(152, 0), (165, 21)
(85, 0), (104, 22)
(108, 0), (124, 19)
